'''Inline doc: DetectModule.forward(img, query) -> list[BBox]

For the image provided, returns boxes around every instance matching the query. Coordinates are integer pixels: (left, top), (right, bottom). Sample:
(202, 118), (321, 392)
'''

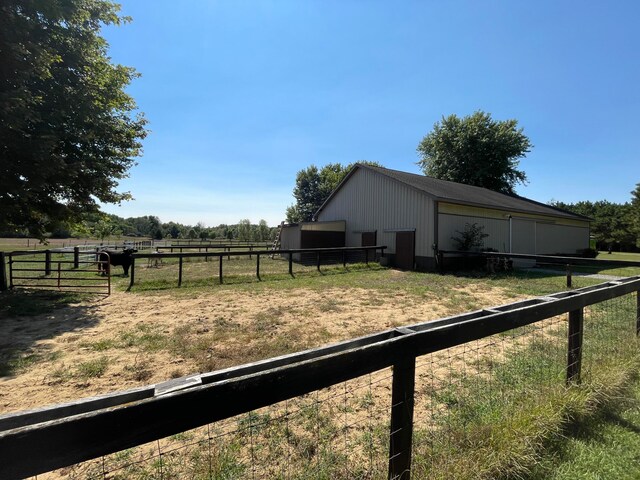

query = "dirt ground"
(0, 282), (520, 416)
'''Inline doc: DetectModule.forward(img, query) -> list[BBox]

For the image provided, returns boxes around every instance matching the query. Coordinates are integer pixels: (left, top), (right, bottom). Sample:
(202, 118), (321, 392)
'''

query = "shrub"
(452, 223), (489, 251)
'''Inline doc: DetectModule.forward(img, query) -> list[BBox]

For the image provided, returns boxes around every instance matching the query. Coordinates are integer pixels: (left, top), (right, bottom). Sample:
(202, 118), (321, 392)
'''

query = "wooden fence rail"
(437, 250), (640, 275)
(128, 245), (387, 289)
(1, 275), (639, 479)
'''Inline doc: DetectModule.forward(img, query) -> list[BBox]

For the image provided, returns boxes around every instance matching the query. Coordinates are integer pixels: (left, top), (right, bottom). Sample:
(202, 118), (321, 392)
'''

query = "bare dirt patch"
(0, 283), (521, 415)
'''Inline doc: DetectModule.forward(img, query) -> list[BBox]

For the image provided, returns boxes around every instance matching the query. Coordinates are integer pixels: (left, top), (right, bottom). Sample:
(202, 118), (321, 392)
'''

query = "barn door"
(361, 231), (376, 247)
(395, 231), (415, 270)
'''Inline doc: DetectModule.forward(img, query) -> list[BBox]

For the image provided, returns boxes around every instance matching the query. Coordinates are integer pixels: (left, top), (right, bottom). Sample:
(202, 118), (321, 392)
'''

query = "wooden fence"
(127, 245), (387, 289)
(437, 250), (640, 276)
(1, 275), (639, 479)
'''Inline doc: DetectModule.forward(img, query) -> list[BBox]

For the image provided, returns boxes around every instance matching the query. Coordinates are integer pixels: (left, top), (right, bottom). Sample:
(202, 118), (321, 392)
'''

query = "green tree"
(236, 219), (252, 242)
(286, 161), (382, 223)
(286, 165), (324, 223)
(550, 200), (635, 251)
(92, 216), (121, 242)
(257, 219), (270, 241)
(417, 111), (532, 194)
(0, 0), (147, 239)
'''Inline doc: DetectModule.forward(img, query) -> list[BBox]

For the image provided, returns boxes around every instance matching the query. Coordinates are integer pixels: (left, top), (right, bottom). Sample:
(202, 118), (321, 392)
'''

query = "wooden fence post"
(567, 308), (583, 384)
(128, 258), (135, 291)
(256, 254), (261, 281)
(0, 252), (7, 291)
(219, 254), (223, 284)
(178, 257), (183, 287)
(73, 247), (80, 269)
(388, 355), (416, 480)
(45, 250), (52, 276)
(317, 251), (321, 272)
(566, 264), (572, 288)
(8, 254), (13, 289)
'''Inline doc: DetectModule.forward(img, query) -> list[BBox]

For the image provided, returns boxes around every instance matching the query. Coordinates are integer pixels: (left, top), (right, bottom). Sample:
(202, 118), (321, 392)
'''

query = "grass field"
(1, 255), (640, 479)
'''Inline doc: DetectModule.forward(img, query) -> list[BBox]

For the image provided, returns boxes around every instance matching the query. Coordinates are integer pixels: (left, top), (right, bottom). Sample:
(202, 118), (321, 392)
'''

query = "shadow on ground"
(0, 289), (101, 377)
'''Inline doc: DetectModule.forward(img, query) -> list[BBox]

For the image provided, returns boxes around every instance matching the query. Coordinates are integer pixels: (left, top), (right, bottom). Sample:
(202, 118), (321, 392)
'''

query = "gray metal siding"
(280, 225), (300, 250)
(316, 168), (435, 257)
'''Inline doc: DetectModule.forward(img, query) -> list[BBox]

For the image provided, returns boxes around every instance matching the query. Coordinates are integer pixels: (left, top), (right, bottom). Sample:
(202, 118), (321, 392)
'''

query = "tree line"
(551, 188), (640, 252)
(2, 213), (277, 243)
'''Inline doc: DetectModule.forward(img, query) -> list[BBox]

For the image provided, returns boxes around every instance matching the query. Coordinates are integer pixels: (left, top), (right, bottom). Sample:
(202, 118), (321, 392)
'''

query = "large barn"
(313, 164), (591, 270)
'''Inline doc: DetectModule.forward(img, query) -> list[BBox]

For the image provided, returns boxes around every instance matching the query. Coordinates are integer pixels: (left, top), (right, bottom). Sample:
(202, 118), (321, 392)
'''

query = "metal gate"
(7, 250), (111, 295)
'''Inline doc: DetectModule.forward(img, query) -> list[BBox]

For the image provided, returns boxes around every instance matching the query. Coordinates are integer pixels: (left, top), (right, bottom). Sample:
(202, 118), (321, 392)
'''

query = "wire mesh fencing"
(35, 367), (395, 480)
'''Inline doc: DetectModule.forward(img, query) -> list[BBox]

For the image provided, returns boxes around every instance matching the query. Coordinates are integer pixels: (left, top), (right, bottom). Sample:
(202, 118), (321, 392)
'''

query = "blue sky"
(101, 1), (640, 227)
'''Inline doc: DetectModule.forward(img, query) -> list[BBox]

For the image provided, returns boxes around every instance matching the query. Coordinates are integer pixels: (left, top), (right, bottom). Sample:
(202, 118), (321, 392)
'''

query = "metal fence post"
(256, 254), (261, 281)
(567, 308), (584, 384)
(317, 251), (321, 272)
(73, 247), (80, 269)
(388, 355), (416, 480)
(566, 264), (572, 288)
(219, 254), (223, 284)
(289, 252), (293, 277)
(178, 257), (183, 287)
(0, 252), (7, 291)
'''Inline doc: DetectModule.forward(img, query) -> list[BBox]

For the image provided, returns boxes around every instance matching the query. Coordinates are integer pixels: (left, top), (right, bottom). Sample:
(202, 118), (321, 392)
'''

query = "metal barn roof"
(316, 164), (590, 222)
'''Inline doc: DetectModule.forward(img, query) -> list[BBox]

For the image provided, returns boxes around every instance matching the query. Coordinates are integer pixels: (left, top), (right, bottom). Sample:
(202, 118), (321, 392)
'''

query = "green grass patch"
(76, 356), (110, 379)
(527, 375), (640, 480)
(410, 294), (640, 480)
(0, 349), (62, 377)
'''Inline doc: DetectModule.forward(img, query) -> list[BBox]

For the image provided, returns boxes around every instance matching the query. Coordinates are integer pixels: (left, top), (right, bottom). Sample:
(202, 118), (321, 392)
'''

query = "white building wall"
(316, 168), (435, 257)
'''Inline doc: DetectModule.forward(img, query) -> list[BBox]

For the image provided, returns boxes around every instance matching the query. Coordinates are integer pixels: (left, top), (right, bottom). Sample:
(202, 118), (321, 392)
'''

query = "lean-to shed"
(279, 220), (346, 261)
(314, 164), (591, 270)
